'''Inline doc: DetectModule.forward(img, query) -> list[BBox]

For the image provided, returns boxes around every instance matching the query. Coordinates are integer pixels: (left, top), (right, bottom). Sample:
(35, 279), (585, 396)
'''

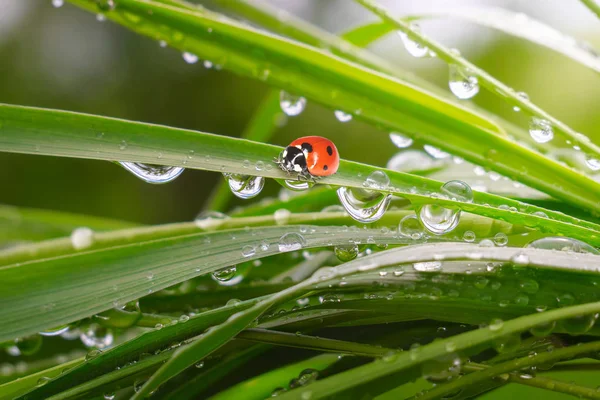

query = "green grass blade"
(580, 0), (600, 20)
(60, 0), (600, 214)
(1, 104), (599, 246)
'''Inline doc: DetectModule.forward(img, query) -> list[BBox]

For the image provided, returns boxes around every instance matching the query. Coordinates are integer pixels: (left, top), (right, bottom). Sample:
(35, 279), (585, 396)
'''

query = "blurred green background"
(1, 0), (599, 224)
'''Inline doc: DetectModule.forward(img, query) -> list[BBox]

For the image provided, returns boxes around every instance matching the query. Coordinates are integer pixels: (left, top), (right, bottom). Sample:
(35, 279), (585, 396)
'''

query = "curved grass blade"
(61, 0), (600, 214)
(1, 104), (599, 247)
(131, 244), (600, 398)
(580, 0), (600, 20)
(356, 0), (599, 161)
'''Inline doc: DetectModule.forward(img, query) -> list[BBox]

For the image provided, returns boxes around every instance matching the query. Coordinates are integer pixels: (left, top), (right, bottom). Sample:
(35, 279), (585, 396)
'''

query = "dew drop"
(182, 52), (199, 64)
(203, 60), (213, 69)
(519, 279), (539, 294)
(337, 187), (391, 223)
(493, 334), (521, 353)
(52, 0), (64, 7)
(103, 393), (115, 400)
(194, 211), (229, 230)
(413, 261), (442, 272)
(278, 233), (306, 252)
(39, 325), (69, 337)
(513, 91), (529, 112)
(363, 170), (390, 190)
(441, 180), (473, 202)
(493, 232), (508, 247)
(223, 173), (264, 199)
(463, 231), (475, 242)
(334, 110), (352, 122)
(448, 64), (479, 100)
(422, 354), (461, 383)
(419, 204), (460, 235)
(529, 117), (554, 143)
(241, 245), (256, 257)
(530, 321), (556, 337)
(398, 24), (429, 58)
(80, 324), (113, 349)
(398, 215), (424, 240)
(526, 237), (599, 254)
(334, 244), (359, 262)
(120, 162), (184, 184)
(389, 132), (413, 149)
(511, 252), (529, 266)
(211, 266), (241, 286)
(423, 145), (450, 159)
(282, 179), (313, 191)
(559, 313), (597, 335)
(37, 377), (52, 387)
(489, 318), (504, 331)
(71, 227), (94, 250)
(279, 91), (306, 116)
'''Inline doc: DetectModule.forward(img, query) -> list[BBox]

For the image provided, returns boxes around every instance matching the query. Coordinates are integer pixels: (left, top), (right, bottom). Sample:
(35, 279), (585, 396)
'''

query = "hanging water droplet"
(585, 156), (600, 171)
(12, 335), (42, 356)
(194, 211), (229, 230)
(52, 0), (64, 7)
(526, 236), (599, 254)
(389, 132), (413, 149)
(103, 393), (115, 400)
(182, 52), (199, 64)
(422, 353), (461, 383)
(413, 261), (441, 272)
(71, 227), (94, 250)
(399, 215), (424, 239)
(223, 173), (264, 199)
(203, 60), (213, 69)
(530, 321), (556, 337)
(513, 91), (529, 112)
(119, 162), (184, 184)
(398, 24), (429, 58)
(278, 233), (306, 252)
(493, 232), (508, 246)
(363, 170), (390, 190)
(211, 266), (240, 286)
(279, 91), (307, 116)
(334, 244), (359, 262)
(529, 117), (554, 143)
(241, 245), (256, 257)
(448, 64), (479, 100)
(80, 324), (113, 349)
(282, 179), (313, 191)
(489, 319), (504, 332)
(419, 204), (459, 235)
(334, 110), (352, 122)
(337, 187), (391, 223)
(423, 145), (450, 159)
(463, 231), (475, 242)
(39, 325), (70, 337)
(559, 314), (598, 335)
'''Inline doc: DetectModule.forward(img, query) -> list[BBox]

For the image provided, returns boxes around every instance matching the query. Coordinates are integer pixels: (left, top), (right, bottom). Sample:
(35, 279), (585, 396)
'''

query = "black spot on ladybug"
(323, 165), (329, 171)
(326, 146), (333, 156)
(301, 143), (313, 153)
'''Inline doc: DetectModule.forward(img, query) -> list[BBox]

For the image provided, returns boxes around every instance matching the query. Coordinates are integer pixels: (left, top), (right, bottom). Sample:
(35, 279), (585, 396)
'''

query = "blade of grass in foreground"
(1, 104), (599, 247)
(62, 0), (600, 215)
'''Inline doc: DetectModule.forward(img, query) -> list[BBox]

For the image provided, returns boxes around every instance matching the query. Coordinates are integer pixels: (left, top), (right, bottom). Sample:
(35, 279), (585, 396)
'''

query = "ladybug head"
(280, 146), (307, 174)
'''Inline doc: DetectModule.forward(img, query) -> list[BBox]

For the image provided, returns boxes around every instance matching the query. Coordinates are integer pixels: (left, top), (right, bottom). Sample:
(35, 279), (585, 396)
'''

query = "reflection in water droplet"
(80, 324), (113, 349)
(120, 162), (184, 184)
(194, 211), (229, 230)
(398, 24), (429, 58)
(448, 64), (479, 100)
(71, 227), (94, 250)
(334, 110), (352, 122)
(389, 132), (413, 148)
(223, 173), (264, 199)
(529, 117), (554, 143)
(282, 179), (313, 191)
(419, 204), (459, 235)
(493, 232), (508, 246)
(399, 215), (424, 239)
(335, 244), (359, 262)
(182, 52), (199, 64)
(512, 91), (529, 112)
(278, 233), (306, 252)
(413, 261), (441, 272)
(40, 325), (70, 337)
(526, 237), (599, 254)
(585, 156), (600, 171)
(441, 180), (473, 202)
(337, 187), (391, 223)
(280, 91), (307, 116)
(423, 145), (450, 159)
(211, 266), (242, 286)
(463, 231), (475, 242)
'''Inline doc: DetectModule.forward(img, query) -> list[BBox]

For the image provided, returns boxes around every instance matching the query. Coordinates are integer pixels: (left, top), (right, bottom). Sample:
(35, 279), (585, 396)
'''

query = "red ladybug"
(277, 136), (340, 179)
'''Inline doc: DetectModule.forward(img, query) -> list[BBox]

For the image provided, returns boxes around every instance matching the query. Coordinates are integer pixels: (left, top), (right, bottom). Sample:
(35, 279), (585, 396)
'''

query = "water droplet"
(212, 266), (242, 286)
(71, 227), (94, 250)
(195, 361), (205, 368)
(96, 0), (115, 12)
(441, 180), (473, 202)
(424, 145), (450, 159)
(529, 117), (554, 143)
(103, 393), (115, 400)
(586, 156), (600, 171)
(120, 162), (184, 184)
(334, 244), (359, 262)
(39, 325), (69, 337)
(334, 110), (352, 122)
(52, 0), (64, 7)
(557, 293), (576, 307)
(511, 252), (530, 266)
(280, 91), (306, 116)
(398, 24), (429, 58)
(278, 233), (306, 252)
(513, 91), (529, 112)
(413, 261), (442, 272)
(11, 335), (42, 356)
(399, 215), (424, 239)
(363, 170), (390, 190)
(530, 321), (556, 337)
(274, 209), (291, 225)
(489, 319), (504, 331)
(203, 60), (213, 69)
(242, 245), (256, 257)
(223, 173), (264, 199)
(493, 232), (508, 246)
(337, 187), (391, 223)
(419, 204), (459, 235)
(448, 64), (479, 100)
(493, 334), (521, 353)
(526, 237), (599, 254)
(519, 279), (539, 294)
(422, 353), (461, 383)
(37, 377), (52, 386)
(463, 231), (475, 242)
(195, 211), (229, 230)
(389, 132), (413, 148)
(182, 52), (199, 64)
(282, 179), (313, 191)
(80, 324), (113, 349)
(560, 314), (597, 335)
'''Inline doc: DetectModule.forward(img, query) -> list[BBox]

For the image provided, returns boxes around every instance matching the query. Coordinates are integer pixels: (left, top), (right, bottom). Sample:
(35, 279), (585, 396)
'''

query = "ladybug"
(277, 136), (340, 180)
